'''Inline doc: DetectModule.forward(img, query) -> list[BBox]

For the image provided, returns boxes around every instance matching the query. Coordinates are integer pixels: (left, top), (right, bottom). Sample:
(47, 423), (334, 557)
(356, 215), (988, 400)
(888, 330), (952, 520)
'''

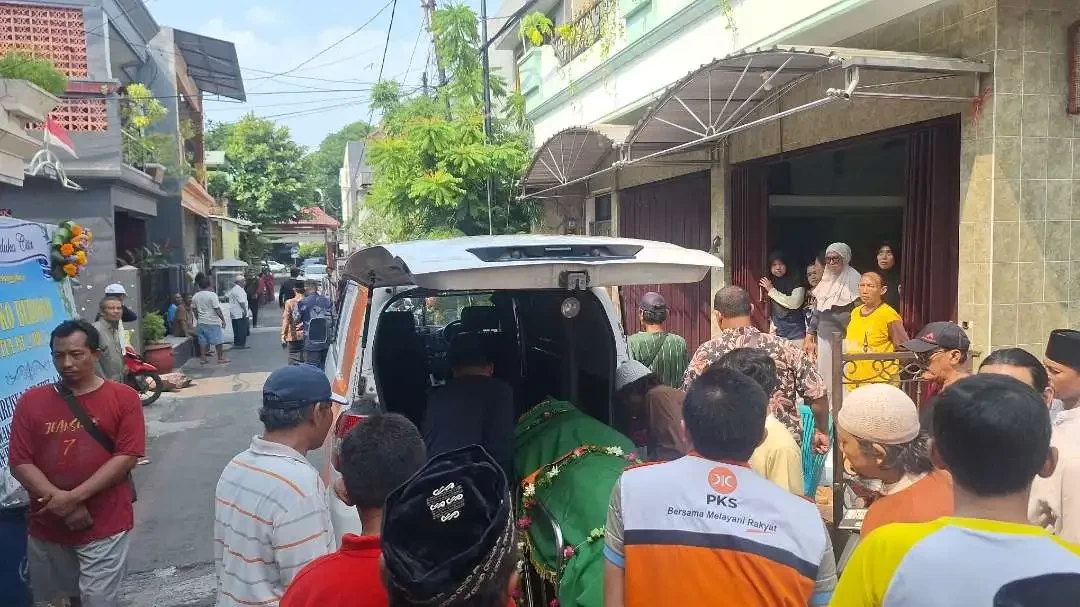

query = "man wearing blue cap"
(213, 365), (339, 607)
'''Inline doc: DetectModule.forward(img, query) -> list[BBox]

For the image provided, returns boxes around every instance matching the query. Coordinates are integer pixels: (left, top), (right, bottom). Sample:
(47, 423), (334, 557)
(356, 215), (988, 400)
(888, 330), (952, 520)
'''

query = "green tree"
(366, 4), (540, 240)
(305, 120), (373, 220)
(205, 115), (313, 226)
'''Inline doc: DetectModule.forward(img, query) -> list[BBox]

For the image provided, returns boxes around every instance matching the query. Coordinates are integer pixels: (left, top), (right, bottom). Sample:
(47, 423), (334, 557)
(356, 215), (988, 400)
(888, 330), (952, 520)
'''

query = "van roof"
(343, 235), (722, 290)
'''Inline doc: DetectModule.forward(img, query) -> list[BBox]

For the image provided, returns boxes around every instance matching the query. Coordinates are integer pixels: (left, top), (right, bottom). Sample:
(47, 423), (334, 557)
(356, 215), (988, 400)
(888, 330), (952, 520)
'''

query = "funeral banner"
(0, 217), (77, 507)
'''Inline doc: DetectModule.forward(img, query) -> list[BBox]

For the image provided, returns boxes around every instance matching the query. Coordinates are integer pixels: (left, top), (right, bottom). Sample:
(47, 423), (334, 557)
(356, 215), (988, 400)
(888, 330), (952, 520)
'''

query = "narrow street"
(119, 304), (327, 607)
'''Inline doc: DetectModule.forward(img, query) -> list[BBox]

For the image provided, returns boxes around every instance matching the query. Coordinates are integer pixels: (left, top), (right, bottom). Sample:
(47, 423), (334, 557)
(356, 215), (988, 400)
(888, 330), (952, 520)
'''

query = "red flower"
(516, 515), (532, 530)
(572, 447), (586, 458)
(550, 600), (560, 607)
(523, 498), (536, 509)
(562, 545), (575, 559)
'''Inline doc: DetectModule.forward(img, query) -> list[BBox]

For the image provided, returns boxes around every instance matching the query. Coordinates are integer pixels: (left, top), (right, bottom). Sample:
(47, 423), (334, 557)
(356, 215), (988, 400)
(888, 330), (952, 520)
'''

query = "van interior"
(370, 289), (619, 431)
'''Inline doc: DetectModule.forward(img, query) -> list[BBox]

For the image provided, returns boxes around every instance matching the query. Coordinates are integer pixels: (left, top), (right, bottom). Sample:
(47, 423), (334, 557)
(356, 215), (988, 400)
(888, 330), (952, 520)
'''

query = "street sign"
(290, 246), (299, 260)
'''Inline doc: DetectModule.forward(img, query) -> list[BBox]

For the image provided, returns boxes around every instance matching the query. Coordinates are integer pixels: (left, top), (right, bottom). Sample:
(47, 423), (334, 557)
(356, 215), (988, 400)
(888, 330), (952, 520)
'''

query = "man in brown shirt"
(614, 360), (688, 461)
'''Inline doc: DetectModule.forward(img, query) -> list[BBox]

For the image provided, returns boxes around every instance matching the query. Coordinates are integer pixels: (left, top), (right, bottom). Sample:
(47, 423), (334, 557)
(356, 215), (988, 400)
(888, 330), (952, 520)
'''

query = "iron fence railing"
(589, 220), (612, 236)
(551, 0), (616, 64)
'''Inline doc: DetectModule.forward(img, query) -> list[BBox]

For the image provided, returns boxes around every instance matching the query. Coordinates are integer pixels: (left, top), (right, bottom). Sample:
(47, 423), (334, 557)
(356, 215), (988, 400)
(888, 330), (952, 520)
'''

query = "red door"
(618, 171), (712, 353)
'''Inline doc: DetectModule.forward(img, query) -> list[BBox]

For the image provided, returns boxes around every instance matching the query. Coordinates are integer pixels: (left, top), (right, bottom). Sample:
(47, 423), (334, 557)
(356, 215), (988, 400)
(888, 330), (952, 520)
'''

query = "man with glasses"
(901, 321), (971, 430)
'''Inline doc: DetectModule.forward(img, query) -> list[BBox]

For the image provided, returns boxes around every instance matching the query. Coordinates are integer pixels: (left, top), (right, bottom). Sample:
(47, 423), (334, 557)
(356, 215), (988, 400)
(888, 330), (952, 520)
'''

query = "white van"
(320, 234), (722, 536)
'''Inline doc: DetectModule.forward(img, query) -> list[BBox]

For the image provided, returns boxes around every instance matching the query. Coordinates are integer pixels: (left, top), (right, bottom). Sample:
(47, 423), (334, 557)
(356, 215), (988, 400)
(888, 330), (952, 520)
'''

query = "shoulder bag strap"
(54, 383), (115, 454)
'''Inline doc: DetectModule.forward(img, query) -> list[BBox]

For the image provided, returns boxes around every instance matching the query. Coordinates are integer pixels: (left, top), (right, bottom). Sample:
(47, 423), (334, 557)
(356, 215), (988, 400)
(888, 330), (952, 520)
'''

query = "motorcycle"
(123, 349), (163, 406)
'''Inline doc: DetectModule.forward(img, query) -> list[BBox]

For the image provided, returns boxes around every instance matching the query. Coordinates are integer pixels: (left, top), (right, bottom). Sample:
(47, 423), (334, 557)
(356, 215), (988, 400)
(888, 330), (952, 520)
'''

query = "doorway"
(767, 136), (906, 277)
(730, 115), (961, 334)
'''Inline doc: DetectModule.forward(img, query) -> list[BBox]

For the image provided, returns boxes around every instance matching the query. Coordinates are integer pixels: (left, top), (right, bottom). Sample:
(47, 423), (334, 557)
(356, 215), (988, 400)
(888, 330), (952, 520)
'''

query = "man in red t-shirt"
(9, 319), (145, 606)
(282, 413), (427, 607)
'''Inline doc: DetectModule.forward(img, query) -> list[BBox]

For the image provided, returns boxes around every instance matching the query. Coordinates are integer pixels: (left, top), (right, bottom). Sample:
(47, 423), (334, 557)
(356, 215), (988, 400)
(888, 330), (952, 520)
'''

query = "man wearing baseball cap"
(626, 292), (690, 389)
(902, 321), (972, 390)
(214, 365), (338, 606)
(381, 445), (519, 607)
(1030, 329), (1080, 543)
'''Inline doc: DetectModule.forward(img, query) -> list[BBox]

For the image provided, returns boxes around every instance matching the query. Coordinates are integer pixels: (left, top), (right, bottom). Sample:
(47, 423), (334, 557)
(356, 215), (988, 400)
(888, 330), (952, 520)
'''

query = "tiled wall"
(986, 0), (1080, 358)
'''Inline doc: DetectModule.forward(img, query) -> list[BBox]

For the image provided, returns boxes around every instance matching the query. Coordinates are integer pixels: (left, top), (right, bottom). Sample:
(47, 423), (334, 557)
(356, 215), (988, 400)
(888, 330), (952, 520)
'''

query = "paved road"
(119, 303), (329, 606)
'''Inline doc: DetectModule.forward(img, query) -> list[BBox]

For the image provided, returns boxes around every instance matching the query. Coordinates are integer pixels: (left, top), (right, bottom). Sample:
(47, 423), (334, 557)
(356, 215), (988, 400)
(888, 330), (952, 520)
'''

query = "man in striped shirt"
(214, 365), (337, 606)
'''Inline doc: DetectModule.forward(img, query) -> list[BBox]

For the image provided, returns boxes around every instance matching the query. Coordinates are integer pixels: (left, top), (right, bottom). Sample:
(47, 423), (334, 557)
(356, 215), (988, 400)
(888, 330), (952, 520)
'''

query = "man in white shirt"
(214, 364), (336, 606)
(228, 276), (251, 349)
(1030, 329), (1080, 543)
(192, 274), (228, 365)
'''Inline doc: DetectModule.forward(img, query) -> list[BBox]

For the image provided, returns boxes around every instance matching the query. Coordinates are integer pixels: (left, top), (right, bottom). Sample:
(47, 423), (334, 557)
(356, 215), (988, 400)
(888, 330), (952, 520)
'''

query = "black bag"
(53, 383), (137, 502)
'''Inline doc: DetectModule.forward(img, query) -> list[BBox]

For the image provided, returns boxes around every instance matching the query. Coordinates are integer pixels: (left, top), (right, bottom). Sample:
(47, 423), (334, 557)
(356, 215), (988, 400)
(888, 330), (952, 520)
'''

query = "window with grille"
(0, 4), (88, 78)
(1070, 21), (1079, 115)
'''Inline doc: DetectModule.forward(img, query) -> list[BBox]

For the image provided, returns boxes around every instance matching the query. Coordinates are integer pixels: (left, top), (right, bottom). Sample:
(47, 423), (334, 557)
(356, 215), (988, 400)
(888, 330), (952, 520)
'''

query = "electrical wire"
(250, 0), (395, 81)
(368, 0), (398, 124)
(401, 25), (425, 86)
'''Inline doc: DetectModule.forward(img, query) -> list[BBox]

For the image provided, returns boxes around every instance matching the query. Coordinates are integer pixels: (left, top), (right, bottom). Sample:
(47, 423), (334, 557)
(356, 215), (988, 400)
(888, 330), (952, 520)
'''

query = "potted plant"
(141, 311), (174, 373)
(0, 51), (65, 120)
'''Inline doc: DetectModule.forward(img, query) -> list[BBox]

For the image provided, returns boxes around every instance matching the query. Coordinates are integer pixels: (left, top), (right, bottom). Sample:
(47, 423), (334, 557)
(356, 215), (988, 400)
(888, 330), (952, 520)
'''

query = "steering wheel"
(442, 319), (465, 342)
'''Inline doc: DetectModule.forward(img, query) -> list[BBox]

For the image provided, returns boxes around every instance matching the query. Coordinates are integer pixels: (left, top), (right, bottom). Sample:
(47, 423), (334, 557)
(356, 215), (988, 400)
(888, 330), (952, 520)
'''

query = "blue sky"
(150, 0), (485, 149)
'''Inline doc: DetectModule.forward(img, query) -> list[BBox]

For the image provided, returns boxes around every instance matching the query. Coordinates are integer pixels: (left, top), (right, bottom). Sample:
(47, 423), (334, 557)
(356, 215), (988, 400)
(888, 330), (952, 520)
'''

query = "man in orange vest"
(602, 367), (836, 607)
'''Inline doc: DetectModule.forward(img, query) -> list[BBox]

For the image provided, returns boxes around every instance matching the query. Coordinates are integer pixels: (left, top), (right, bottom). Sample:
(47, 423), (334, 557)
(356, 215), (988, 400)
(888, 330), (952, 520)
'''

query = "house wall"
(728, 0), (1080, 357)
(0, 178), (117, 274)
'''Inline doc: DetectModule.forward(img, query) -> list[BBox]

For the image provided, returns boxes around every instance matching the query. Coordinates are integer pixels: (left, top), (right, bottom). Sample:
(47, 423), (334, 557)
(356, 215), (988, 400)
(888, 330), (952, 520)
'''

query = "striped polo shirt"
(214, 436), (334, 606)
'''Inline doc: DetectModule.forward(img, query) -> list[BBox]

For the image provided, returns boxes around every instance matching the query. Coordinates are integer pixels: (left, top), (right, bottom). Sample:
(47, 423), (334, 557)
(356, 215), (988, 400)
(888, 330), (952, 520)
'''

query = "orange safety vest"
(620, 455), (827, 606)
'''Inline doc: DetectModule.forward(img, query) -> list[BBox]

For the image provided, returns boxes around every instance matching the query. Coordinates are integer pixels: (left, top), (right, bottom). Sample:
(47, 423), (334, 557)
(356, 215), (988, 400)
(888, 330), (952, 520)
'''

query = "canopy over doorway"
(521, 46), (990, 198)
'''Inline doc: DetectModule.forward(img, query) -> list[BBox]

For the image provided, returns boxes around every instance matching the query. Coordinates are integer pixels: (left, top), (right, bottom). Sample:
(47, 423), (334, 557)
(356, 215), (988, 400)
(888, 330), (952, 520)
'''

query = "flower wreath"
(515, 444), (642, 595)
(49, 220), (91, 281)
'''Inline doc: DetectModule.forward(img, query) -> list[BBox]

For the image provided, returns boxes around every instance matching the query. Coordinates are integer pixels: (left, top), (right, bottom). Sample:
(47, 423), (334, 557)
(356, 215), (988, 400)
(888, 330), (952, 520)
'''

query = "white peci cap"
(104, 283), (127, 295)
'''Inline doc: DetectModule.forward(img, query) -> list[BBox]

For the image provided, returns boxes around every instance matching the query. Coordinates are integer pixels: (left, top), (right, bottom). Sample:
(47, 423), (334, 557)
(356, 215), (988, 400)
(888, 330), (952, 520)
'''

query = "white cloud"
(245, 6), (280, 26)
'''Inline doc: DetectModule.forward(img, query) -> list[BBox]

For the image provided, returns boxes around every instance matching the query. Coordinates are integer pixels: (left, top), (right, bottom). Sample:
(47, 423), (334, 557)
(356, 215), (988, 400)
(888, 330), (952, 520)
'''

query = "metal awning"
(524, 46), (990, 198)
(172, 28), (247, 101)
(522, 124), (630, 194)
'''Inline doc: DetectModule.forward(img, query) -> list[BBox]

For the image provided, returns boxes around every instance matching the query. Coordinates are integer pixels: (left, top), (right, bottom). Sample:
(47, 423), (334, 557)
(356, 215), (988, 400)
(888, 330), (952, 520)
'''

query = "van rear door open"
(341, 235), (723, 291)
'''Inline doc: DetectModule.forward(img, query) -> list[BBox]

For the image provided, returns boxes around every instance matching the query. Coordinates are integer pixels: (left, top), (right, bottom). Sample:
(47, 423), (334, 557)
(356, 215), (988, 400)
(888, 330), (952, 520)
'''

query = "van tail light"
(331, 410), (368, 472)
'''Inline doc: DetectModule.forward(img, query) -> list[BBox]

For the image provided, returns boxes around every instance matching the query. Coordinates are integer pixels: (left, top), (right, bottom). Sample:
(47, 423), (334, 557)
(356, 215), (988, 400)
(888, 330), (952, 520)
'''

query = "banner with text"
(0, 217), (76, 508)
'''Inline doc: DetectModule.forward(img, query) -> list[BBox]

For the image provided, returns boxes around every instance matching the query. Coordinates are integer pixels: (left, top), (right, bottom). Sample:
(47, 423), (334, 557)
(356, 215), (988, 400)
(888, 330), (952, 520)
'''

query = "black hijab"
(876, 241), (901, 310)
(767, 251), (801, 295)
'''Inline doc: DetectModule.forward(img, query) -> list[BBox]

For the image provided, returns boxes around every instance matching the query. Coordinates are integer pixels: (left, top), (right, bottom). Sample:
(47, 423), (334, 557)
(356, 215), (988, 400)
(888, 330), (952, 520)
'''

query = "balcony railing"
(589, 219), (612, 236)
(551, 0), (617, 65)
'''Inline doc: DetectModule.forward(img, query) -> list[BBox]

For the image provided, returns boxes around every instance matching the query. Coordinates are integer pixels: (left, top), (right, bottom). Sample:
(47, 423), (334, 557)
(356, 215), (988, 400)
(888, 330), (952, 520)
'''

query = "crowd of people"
(10, 239), (1080, 607)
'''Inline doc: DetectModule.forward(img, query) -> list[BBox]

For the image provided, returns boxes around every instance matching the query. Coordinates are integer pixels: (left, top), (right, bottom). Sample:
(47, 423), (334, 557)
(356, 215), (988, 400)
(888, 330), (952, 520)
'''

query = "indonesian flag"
(44, 117), (77, 158)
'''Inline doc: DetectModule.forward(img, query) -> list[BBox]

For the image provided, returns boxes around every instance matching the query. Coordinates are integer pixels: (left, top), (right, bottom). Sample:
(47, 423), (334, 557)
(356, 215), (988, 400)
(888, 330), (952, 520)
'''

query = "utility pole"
(421, 0), (452, 117)
(480, 0), (494, 235)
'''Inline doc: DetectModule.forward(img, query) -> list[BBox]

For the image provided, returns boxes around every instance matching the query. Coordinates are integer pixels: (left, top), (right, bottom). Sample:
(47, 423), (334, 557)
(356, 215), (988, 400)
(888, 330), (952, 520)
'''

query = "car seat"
(375, 311), (428, 426)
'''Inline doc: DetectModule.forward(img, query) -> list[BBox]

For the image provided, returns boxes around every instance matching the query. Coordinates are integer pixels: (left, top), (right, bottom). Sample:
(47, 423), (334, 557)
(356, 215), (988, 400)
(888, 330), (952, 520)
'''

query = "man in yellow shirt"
(831, 374), (1080, 606)
(844, 272), (908, 389)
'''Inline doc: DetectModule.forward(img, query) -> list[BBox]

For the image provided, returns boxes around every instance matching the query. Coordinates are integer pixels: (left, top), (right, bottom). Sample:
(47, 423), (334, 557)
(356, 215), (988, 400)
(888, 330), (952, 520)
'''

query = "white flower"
(523, 483), (536, 497)
(546, 465), (560, 480)
(605, 446), (624, 456)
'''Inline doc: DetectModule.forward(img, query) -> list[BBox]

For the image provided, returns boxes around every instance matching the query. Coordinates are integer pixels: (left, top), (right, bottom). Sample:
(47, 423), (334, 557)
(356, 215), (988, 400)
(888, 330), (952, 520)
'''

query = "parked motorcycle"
(123, 349), (163, 406)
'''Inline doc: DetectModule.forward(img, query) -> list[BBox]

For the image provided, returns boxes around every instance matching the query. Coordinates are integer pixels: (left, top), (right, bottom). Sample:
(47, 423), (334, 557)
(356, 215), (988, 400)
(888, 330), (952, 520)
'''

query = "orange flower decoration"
(62, 263), (77, 277)
(75, 251), (87, 265)
(59, 243), (75, 256)
(71, 224), (83, 237)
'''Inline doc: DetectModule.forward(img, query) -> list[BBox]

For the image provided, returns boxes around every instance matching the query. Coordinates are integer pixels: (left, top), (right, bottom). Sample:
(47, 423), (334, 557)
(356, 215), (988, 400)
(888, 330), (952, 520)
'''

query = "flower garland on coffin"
(49, 220), (91, 281)
(515, 444), (642, 606)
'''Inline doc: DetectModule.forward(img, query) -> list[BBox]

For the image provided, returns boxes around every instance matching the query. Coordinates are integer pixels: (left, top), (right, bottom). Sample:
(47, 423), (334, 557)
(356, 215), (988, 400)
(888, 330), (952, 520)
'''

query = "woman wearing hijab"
(759, 251), (806, 343)
(876, 241), (902, 311)
(805, 242), (862, 385)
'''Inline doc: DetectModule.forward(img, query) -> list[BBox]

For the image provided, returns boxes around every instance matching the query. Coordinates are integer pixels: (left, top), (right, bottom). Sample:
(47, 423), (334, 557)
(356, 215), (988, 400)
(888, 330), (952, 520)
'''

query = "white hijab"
(813, 242), (861, 312)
